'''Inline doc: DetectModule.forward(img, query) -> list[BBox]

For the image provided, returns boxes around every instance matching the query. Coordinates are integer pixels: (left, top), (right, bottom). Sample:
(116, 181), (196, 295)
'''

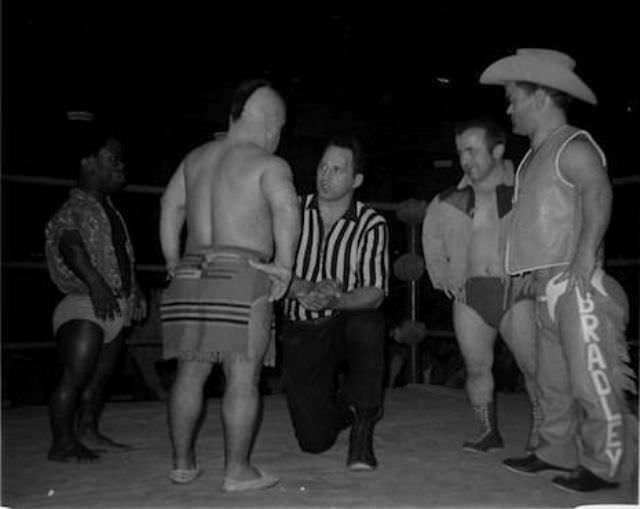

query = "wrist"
(290, 278), (310, 299)
(273, 256), (293, 270)
(329, 291), (344, 310)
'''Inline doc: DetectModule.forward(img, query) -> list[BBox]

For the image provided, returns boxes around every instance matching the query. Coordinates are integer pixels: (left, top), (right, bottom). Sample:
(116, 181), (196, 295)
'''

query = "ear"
(353, 173), (364, 189)
(81, 156), (97, 175)
(492, 143), (505, 160)
(533, 89), (549, 109)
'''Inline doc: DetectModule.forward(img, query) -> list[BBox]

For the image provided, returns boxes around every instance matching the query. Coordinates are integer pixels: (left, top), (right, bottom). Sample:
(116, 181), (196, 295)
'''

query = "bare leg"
(168, 359), (213, 471)
(453, 301), (504, 451)
(221, 294), (273, 482)
(48, 320), (103, 463)
(453, 302), (498, 406)
(221, 352), (264, 481)
(77, 332), (130, 450)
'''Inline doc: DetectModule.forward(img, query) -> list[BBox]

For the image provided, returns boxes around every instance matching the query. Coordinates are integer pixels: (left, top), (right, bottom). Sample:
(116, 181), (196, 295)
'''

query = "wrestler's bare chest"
(469, 191), (503, 277)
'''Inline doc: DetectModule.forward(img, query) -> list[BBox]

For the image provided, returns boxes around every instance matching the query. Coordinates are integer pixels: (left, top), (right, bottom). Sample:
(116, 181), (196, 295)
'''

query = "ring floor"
(3, 385), (638, 509)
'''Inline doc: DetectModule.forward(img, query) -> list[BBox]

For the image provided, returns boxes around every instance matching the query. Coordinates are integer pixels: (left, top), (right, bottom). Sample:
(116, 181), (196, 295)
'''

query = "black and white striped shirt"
(285, 194), (389, 322)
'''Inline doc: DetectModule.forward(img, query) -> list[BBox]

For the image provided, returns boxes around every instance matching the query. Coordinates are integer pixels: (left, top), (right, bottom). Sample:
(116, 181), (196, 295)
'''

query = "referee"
(254, 135), (389, 471)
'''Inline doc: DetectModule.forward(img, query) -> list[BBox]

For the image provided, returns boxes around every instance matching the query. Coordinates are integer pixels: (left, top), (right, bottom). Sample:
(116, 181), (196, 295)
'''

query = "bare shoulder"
(182, 140), (222, 170)
(559, 136), (607, 186)
(251, 152), (292, 178)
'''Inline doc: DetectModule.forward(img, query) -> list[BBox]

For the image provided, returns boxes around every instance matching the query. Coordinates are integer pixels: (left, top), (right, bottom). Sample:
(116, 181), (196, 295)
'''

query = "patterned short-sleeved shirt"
(45, 188), (135, 295)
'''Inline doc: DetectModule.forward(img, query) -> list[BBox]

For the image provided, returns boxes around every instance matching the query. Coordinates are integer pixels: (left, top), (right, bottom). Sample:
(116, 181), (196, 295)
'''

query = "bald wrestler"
(159, 79), (300, 491)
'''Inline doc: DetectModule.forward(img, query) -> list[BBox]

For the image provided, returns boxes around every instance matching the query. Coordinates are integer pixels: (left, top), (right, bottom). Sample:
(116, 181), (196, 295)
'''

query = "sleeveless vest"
(506, 125), (607, 275)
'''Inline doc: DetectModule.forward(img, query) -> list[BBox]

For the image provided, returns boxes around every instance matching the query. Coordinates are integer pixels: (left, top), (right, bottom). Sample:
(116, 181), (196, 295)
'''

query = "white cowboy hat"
(479, 48), (597, 105)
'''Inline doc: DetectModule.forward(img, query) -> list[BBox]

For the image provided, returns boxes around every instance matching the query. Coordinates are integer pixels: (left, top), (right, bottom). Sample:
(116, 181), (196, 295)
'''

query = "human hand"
(89, 279), (121, 320)
(297, 279), (342, 311)
(131, 285), (148, 322)
(315, 279), (342, 296)
(249, 260), (292, 301)
(557, 250), (596, 297)
(442, 280), (465, 301)
(165, 263), (176, 283)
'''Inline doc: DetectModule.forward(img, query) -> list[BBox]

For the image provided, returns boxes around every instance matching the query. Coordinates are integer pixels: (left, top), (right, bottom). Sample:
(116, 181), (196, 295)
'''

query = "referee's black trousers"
(282, 309), (386, 453)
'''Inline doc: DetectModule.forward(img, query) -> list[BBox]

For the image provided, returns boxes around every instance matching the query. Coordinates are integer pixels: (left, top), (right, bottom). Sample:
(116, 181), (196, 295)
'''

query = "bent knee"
(224, 351), (263, 371)
(297, 433), (337, 454)
(224, 356), (262, 387)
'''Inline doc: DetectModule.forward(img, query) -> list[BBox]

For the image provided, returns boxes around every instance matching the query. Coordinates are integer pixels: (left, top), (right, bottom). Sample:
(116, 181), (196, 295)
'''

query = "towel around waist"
(185, 245), (270, 263)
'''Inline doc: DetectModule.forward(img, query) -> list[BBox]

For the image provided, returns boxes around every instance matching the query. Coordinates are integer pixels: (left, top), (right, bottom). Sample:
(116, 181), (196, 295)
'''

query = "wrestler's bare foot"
(225, 465), (267, 483)
(222, 464), (280, 492)
(78, 429), (132, 451)
(48, 441), (101, 463)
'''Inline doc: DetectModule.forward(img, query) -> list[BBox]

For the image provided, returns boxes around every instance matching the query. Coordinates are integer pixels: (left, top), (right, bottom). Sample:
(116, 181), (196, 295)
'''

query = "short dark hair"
(325, 135), (364, 176)
(229, 78), (275, 122)
(69, 122), (116, 163)
(454, 117), (506, 152)
(515, 81), (573, 112)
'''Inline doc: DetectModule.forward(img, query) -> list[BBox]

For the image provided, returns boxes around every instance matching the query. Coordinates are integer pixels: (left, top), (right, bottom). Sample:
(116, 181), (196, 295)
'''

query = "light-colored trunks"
(160, 247), (275, 366)
(52, 294), (131, 343)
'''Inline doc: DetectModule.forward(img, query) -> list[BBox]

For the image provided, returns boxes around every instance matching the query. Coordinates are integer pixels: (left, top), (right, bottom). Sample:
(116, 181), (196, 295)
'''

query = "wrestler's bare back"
(183, 139), (277, 257)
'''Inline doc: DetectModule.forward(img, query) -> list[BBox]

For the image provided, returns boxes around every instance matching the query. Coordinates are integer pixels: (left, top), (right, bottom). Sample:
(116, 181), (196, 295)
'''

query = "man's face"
(505, 82), (536, 136)
(455, 128), (496, 185)
(316, 145), (361, 201)
(95, 138), (126, 193)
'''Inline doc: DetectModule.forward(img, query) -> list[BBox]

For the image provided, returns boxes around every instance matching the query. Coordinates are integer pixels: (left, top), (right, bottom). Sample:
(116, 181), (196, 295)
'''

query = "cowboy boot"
(463, 401), (504, 453)
(525, 397), (542, 453)
(347, 407), (382, 471)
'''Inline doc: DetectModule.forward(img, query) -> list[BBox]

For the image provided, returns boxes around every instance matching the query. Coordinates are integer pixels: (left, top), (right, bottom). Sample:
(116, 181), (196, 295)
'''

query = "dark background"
(4, 4), (639, 186)
(2, 4), (638, 401)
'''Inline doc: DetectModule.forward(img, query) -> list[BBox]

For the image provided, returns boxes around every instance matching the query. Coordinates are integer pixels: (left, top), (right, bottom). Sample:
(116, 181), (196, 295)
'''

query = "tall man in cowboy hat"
(479, 49), (637, 493)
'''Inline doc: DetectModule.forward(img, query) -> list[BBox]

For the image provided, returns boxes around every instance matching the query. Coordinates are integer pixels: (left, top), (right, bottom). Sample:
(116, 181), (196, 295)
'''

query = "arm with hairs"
(159, 162), (187, 277)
